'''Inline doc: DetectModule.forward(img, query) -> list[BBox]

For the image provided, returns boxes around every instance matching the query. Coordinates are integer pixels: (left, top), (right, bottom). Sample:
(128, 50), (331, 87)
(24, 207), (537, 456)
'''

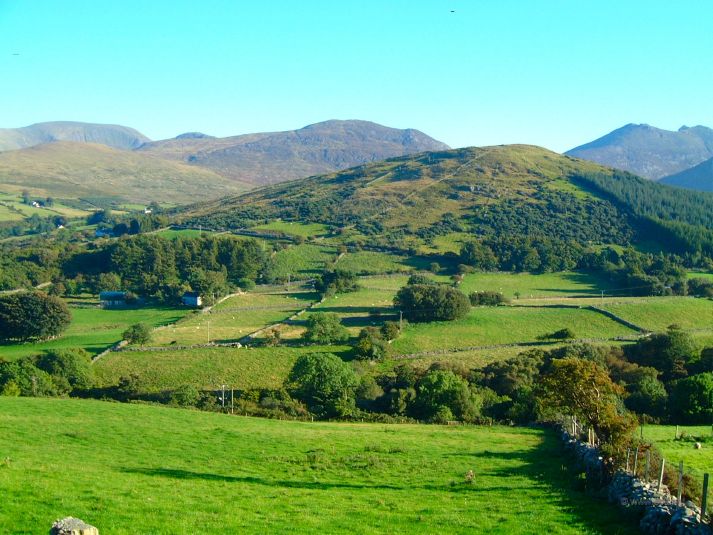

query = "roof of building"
(99, 291), (127, 300)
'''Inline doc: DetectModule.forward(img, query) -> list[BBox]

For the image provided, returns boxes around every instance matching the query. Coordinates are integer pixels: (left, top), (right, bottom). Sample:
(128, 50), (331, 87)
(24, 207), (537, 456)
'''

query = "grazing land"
(151, 290), (317, 346)
(94, 345), (349, 392)
(641, 425), (713, 480)
(251, 220), (330, 238)
(269, 244), (338, 280)
(598, 297), (713, 332)
(0, 300), (187, 360)
(0, 398), (638, 534)
(458, 271), (616, 300)
(390, 306), (636, 355)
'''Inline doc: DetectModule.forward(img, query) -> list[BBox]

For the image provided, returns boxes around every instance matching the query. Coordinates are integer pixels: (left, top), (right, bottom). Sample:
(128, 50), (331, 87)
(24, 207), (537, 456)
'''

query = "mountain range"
(0, 120), (449, 202)
(566, 123), (713, 181)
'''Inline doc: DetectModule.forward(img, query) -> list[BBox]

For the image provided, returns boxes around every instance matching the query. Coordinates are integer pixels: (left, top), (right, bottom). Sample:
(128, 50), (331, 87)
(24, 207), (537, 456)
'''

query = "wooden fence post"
(633, 447), (639, 476)
(657, 458), (665, 492)
(645, 450), (650, 482)
(626, 449), (631, 473)
(701, 473), (709, 518)
(677, 461), (683, 506)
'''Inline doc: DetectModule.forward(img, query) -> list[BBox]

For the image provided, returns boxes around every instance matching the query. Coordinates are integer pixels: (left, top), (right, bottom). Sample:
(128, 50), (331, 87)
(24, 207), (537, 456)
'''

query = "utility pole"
(231, 388), (234, 415)
(220, 384), (226, 410)
(601, 290), (604, 305)
(399, 310), (403, 330)
(207, 320), (211, 344)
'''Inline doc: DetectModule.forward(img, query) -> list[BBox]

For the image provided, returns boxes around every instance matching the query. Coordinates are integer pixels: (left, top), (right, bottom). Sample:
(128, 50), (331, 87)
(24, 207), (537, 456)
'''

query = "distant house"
(99, 291), (128, 308)
(182, 291), (203, 307)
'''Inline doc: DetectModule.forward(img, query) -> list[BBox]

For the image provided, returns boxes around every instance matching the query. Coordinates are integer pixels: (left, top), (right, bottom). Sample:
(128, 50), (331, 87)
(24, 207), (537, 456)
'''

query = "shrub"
(122, 323), (151, 345)
(668, 373), (713, 424)
(170, 385), (201, 407)
(380, 321), (401, 341)
(287, 353), (358, 418)
(395, 284), (470, 322)
(302, 312), (349, 344)
(314, 270), (360, 295)
(0, 292), (71, 341)
(413, 370), (481, 422)
(354, 327), (387, 361)
(35, 348), (94, 390)
(469, 291), (507, 306)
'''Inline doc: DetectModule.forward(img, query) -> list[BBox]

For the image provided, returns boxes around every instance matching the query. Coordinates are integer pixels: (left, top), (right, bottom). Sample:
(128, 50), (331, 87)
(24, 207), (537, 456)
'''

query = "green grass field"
(95, 345), (349, 392)
(598, 297), (713, 332)
(390, 306), (636, 355)
(252, 220), (330, 238)
(641, 425), (713, 481)
(336, 251), (432, 275)
(458, 271), (616, 300)
(0, 398), (638, 534)
(0, 302), (188, 360)
(154, 228), (221, 239)
(270, 244), (338, 280)
(151, 291), (317, 346)
(687, 271), (713, 281)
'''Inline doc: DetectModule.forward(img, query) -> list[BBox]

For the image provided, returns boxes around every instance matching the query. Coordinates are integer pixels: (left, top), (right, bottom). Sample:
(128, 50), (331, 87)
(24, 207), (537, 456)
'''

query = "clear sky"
(1, 0), (712, 152)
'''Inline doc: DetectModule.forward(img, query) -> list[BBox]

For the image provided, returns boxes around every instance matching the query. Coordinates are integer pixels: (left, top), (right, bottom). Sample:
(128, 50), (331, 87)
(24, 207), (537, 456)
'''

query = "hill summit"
(0, 121), (150, 152)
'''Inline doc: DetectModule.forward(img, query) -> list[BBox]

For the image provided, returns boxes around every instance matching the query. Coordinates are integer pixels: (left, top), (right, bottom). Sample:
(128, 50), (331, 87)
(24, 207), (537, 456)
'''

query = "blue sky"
(1, 0), (711, 152)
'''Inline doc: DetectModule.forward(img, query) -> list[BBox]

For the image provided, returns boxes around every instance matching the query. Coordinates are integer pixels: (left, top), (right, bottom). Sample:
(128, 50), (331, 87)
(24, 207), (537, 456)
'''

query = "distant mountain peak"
(566, 123), (713, 180)
(0, 121), (150, 152)
(175, 132), (214, 139)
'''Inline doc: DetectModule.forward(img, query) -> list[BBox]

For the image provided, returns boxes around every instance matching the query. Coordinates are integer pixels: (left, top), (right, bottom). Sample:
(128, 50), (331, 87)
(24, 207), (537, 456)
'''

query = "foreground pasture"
(0, 398), (637, 534)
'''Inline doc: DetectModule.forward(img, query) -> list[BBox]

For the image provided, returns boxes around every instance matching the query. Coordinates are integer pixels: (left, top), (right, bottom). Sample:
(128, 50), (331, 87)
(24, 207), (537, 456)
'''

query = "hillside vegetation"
(179, 144), (713, 258)
(0, 398), (637, 534)
(0, 142), (245, 204)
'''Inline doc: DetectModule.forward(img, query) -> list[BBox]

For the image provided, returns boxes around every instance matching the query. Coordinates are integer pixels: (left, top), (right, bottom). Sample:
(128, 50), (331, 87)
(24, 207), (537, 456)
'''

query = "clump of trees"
(0, 292), (71, 342)
(469, 291), (508, 306)
(394, 281), (470, 322)
(123, 323), (151, 345)
(0, 348), (94, 396)
(302, 312), (349, 345)
(314, 269), (360, 296)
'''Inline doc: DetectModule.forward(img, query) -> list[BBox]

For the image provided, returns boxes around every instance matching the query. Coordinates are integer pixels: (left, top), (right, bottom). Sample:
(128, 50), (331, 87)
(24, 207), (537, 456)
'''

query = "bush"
(413, 370), (481, 423)
(394, 284), (470, 322)
(302, 312), (349, 344)
(0, 292), (71, 341)
(380, 321), (401, 341)
(170, 384), (201, 407)
(314, 270), (360, 295)
(123, 323), (151, 345)
(287, 353), (358, 418)
(469, 291), (508, 306)
(354, 327), (387, 361)
(35, 348), (94, 390)
(669, 373), (713, 424)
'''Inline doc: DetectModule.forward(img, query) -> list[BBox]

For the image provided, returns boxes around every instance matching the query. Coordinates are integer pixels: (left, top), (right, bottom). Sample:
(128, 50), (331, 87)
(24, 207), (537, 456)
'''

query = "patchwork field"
(0, 398), (638, 534)
(252, 220), (330, 238)
(390, 306), (636, 355)
(598, 297), (713, 332)
(94, 345), (350, 392)
(0, 301), (187, 360)
(270, 244), (338, 280)
(151, 290), (317, 346)
(458, 271), (616, 300)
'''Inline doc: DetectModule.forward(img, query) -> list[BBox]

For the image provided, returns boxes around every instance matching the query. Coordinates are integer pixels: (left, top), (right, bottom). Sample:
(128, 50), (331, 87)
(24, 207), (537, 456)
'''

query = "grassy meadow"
(252, 220), (330, 238)
(641, 425), (713, 480)
(0, 300), (187, 360)
(151, 290), (317, 346)
(94, 345), (350, 392)
(458, 271), (616, 300)
(270, 244), (338, 280)
(0, 398), (638, 534)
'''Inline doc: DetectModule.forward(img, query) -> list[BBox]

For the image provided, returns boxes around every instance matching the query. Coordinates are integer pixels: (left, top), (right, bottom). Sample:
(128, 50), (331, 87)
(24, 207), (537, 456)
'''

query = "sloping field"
(0, 398), (637, 534)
